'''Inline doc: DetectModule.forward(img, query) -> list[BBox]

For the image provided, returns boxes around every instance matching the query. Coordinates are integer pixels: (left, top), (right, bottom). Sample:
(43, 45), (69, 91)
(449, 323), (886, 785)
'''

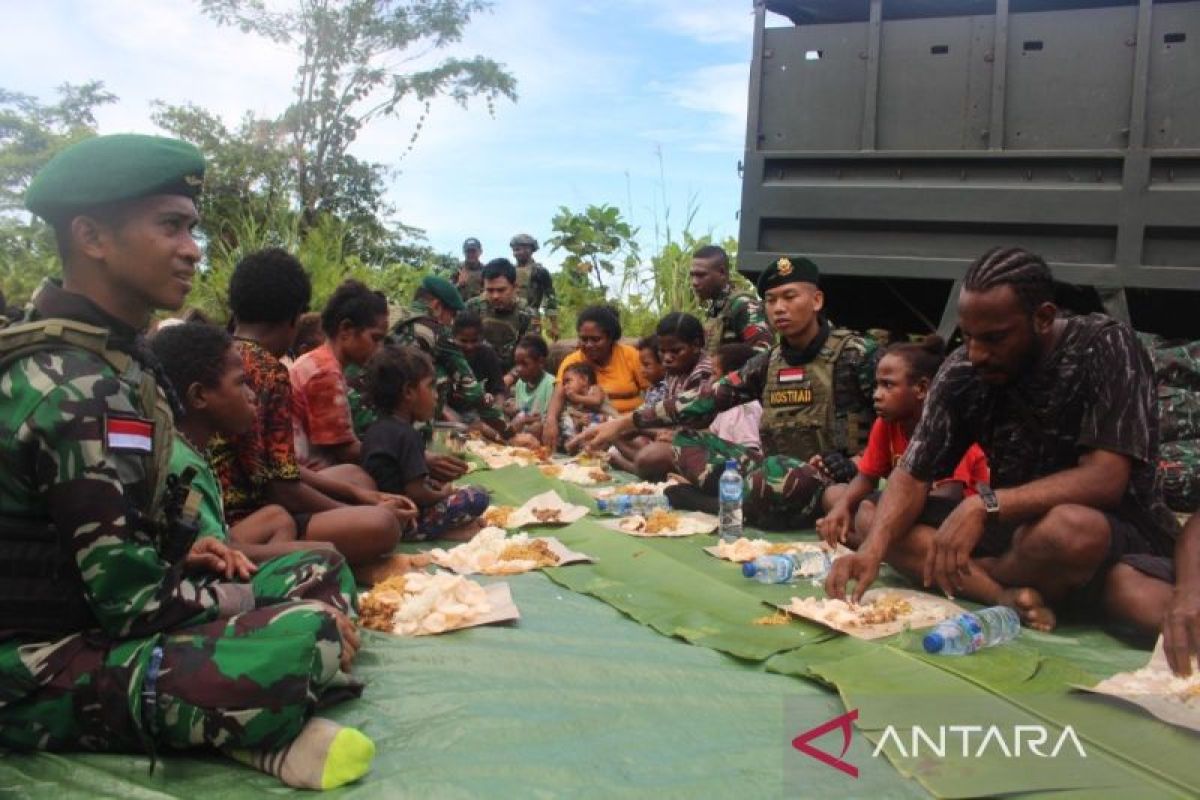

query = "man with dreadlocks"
(827, 246), (1180, 632)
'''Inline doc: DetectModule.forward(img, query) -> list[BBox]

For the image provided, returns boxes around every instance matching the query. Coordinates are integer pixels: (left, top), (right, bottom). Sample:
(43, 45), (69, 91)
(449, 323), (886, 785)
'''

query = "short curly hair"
(365, 345), (435, 413)
(576, 304), (622, 342)
(229, 248), (312, 324)
(150, 322), (234, 408)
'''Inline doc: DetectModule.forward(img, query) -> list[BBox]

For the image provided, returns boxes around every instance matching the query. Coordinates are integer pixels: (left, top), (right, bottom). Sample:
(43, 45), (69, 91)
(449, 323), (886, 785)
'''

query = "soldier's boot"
(227, 717), (375, 790)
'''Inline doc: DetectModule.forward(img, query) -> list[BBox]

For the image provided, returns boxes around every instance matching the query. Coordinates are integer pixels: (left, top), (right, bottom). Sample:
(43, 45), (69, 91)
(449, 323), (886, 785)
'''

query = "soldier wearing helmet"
(509, 233), (558, 340)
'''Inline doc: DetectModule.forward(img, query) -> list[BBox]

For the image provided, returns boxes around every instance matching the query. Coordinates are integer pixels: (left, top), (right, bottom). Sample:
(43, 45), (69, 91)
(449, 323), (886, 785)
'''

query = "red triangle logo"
(791, 708), (859, 778)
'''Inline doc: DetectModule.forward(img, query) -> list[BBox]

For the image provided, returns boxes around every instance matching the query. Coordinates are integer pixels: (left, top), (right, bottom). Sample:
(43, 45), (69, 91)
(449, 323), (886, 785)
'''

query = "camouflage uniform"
(453, 262), (485, 303)
(1160, 440), (1200, 513)
(0, 281), (358, 755)
(515, 260), (558, 334)
(466, 295), (535, 371)
(388, 298), (499, 422)
(1150, 337), (1200, 513)
(635, 323), (876, 528)
(704, 284), (773, 355)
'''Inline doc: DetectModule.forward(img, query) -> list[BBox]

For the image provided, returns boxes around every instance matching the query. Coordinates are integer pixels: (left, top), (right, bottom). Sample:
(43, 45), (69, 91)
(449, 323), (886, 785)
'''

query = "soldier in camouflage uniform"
(389, 275), (502, 428)
(466, 258), (536, 372)
(690, 244), (773, 355)
(0, 135), (373, 790)
(574, 257), (875, 529)
(509, 233), (559, 339)
(451, 236), (485, 303)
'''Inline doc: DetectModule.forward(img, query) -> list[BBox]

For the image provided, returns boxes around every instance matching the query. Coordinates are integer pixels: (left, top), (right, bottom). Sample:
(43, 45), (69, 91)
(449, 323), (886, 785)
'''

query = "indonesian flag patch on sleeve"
(778, 367), (807, 384)
(105, 415), (155, 454)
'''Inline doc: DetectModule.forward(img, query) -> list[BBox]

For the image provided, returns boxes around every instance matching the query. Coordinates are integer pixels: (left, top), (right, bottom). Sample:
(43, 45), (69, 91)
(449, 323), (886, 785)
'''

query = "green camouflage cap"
(756, 256), (820, 297)
(420, 274), (465, 311)
(25, 133), (205, 222)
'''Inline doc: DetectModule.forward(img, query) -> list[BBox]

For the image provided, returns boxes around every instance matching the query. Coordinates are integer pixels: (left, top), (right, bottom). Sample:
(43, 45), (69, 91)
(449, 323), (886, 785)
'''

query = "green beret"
(420, 275), (465, 311)
(756, 256), (821, 297)
(25, 134), (205, 222)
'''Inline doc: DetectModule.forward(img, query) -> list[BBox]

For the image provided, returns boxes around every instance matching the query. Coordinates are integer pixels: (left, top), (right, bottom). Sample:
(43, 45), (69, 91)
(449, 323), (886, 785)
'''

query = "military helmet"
(509, 233), (539, 252)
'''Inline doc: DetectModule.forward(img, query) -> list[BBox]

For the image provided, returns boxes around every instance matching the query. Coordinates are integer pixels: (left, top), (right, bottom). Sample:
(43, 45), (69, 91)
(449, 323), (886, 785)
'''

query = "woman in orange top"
(544, 305), (647, 451)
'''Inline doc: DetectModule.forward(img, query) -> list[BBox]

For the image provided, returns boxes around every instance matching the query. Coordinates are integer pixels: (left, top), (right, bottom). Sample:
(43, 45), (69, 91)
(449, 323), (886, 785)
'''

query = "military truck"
(738, 0), (1200, 339)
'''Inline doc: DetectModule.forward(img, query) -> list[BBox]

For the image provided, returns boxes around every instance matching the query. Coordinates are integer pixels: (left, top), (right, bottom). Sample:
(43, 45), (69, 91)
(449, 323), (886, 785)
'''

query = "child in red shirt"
(817, 336), (989, 548)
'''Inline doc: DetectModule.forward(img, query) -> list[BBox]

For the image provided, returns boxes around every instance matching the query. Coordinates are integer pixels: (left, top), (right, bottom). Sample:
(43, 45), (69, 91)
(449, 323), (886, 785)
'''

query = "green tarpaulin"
(2, 465), (1193, 798)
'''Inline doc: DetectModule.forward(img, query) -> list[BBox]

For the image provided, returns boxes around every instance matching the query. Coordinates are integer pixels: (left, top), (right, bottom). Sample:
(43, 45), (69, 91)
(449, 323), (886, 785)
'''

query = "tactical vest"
(480, 306), (526, 366)
(458, 264), (484, 302)
(0, 319), (192, 637)
(704, 290), (756, 355)
(515, 263), (533, 304)
(759, 330), (855, 460)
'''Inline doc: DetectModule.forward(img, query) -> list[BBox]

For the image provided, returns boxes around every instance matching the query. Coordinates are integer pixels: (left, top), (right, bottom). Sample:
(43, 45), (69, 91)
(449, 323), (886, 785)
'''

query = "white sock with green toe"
(227, 717), (376, 790)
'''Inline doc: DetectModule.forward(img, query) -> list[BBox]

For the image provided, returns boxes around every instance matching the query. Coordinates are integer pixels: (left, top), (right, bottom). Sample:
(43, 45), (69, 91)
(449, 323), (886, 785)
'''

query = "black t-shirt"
(361, 415), (428, 495)
(466, 343), (506, 397)
(901, 313), (1178, 551)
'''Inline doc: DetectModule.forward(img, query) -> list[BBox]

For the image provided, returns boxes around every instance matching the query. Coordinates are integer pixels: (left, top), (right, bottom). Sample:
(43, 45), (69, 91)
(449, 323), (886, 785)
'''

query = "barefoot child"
(361, 346), (491, 541)
(816, 336), (988, 548)
(505, 334), (556, 446)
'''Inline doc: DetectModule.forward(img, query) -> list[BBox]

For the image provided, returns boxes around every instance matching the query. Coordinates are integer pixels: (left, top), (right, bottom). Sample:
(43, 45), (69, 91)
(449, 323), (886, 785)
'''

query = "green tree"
(545, 204), (640, 293)
(197, 0), (517, 225)
(0, 82), (117, 306)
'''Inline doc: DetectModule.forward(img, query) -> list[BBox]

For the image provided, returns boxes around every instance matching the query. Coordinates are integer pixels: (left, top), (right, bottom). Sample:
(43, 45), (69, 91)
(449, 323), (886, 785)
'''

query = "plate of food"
(704, 537), (833, 563)
(598, 508), (719, 537)
(359, 572), (518, 636)
(430, 526), (593, 575)
(464, 439), (551, 470)
(482, 491), (590, 529)
(1081, 637), (1200, 732)
(591, 480), (676, 499)
(539, 462), (613, 485)
(779, 589), (963, 640)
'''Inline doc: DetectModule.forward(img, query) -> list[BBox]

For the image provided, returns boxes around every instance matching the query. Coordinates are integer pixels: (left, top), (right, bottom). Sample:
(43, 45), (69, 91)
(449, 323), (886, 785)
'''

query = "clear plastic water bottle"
(718, 459), (743, 543)
(923, 606), (1021, 655)
(742, 554), (796, 583)
(596, 494), (671, 516)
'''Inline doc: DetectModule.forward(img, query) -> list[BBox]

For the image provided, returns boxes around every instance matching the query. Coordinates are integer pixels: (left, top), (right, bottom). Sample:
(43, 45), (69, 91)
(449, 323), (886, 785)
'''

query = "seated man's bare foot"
(997, 587), (1057, 632)
(354, 553), (431, 586)
(441, 519), (485, 542)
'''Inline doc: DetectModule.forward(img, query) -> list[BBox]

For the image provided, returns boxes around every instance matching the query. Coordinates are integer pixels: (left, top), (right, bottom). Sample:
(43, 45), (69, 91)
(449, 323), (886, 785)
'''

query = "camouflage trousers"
(673, 430), (828, 529)
(1160, 439), (1200, 513)
(0, 549), (359, 754)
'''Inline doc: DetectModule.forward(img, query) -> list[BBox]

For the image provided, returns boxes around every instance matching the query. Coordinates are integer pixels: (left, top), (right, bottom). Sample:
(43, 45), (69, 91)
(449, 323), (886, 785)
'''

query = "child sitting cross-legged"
(361, 346), (491, 541)
(154, 321), (431, 574)
(505, 334), (556, 448)
(816, 335), (989, 549)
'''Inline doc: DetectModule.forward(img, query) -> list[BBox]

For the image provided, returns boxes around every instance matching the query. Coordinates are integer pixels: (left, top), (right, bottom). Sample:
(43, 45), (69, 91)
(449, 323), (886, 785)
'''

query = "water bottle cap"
(922, 632), (945, 653)
(741, 561), (757, 578)
(725, 459), (738, 469)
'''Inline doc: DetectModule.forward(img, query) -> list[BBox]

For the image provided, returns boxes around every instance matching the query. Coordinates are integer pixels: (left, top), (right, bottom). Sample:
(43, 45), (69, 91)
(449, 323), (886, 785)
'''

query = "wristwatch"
(976, 482), (1000, 530)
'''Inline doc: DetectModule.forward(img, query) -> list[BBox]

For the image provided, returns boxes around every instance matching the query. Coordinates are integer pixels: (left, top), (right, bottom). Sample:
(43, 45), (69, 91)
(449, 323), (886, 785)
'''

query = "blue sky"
(3, 0), (771, 269)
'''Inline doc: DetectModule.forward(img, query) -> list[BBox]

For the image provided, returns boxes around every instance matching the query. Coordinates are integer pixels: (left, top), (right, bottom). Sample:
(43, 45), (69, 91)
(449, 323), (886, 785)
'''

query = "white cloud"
(650, 62), (749, 151)
(627, 0), (754, 45)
